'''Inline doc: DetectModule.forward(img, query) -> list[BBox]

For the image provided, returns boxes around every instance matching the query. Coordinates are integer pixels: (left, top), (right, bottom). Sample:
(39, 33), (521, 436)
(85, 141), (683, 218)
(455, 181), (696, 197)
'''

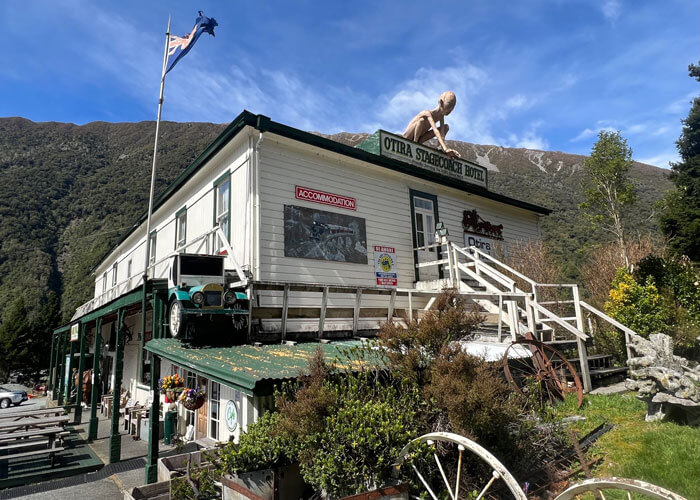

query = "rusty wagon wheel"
(503, 333), (584, 408)
(552, 477), (688, 500)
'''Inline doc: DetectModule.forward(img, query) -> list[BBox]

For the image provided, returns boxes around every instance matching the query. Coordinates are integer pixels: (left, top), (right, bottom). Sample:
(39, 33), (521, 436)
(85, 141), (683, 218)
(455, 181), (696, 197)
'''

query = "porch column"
(109, 308), (126, 464)
(48, 333), (56, 395)
(88, 317), (103, 441)
(74, 322), (88, 424)
(64, 334), (77, 411)
(57, 333), (67, 406)
(145, 354), (161, 484)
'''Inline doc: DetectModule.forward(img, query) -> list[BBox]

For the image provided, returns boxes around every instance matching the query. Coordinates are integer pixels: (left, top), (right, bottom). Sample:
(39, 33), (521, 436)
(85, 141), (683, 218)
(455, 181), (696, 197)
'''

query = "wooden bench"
(0, 415), (70, 434)
(0, 446), (65, 467)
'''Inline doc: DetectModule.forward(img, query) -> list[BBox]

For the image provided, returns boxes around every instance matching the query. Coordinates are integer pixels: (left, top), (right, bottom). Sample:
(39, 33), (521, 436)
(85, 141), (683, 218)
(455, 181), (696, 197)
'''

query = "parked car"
(168, 253), (249, 341)
(0, 387), (28, 409)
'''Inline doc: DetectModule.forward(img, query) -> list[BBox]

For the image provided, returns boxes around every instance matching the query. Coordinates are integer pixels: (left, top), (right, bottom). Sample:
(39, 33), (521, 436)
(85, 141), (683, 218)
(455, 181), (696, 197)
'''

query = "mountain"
(0, 118), (672, 329)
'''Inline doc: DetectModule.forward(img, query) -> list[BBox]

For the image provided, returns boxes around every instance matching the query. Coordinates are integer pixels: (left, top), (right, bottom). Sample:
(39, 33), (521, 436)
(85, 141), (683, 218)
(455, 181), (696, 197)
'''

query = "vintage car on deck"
(168, 253), (249, 341)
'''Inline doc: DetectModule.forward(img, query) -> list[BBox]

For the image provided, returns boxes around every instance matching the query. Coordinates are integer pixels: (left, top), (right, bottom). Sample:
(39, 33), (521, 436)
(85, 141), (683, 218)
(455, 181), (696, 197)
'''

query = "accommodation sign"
(295, 186), (356, 210)
(379, 131), (487, 189)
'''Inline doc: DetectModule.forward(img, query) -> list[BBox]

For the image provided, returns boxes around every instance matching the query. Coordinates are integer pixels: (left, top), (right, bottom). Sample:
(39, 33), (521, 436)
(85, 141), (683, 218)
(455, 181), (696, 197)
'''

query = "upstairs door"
(411, 192), (440, 281)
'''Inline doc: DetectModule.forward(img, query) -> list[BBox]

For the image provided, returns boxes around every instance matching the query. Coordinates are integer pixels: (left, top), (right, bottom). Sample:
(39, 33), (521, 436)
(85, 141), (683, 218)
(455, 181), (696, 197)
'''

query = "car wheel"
(169, 300), (185, 338)
(0, 399), (10, 409)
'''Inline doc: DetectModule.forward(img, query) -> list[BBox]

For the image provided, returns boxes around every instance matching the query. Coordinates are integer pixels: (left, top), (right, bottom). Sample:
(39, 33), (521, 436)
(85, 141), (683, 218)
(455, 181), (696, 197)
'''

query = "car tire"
(0, 399), (10, 409)
(169, 300), (186, 338)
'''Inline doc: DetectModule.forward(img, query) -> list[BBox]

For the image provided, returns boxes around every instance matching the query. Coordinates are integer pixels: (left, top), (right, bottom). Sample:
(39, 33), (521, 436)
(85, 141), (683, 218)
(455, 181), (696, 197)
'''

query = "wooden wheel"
(503, 333), (584, 408)
(553, 477), (687, 500)
(395, 432), (527, 500)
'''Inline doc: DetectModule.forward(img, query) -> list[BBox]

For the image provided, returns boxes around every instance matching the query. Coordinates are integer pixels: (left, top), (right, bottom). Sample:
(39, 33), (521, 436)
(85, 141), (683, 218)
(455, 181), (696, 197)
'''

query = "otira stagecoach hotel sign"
(379, 131), (488, 188)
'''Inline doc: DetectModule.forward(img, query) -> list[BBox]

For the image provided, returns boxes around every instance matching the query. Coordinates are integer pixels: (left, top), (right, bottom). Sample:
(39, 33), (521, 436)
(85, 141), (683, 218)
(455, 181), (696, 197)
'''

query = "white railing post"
(572, 285), (592, 393)
(445, 241), (456, 288)
(525, 295), (536, 337)
(452, 247), (461, 288)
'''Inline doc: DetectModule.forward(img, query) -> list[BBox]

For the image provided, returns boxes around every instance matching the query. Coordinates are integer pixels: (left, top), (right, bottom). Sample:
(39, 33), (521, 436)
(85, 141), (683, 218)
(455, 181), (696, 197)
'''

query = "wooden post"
(109, 308), (126, 463)
(525, 296), (536, 336)
(145, 354), (161, 484)
(353, 288), (363, 335)
(88, 317), (103, 441)
(446, 241), (455, 287)
(453, 248), (461, 289)
(408, 291), (413, 323)
(280, 284), (290, 342)
(387, 290), (396, 321)
(74, 322), (88, 424)
(65, 334), (77, 412)
(56, 333), (66, 405)
(572, 286), (592, 393)
(48, 333), (56, 395)
(318, 286), (329, 339)
(246, 283), (254, 344)
(497, 295), (503, 343)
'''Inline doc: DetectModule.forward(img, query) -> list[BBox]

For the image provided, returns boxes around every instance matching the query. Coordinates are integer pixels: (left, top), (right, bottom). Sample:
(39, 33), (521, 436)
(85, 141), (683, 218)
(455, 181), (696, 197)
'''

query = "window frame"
(149, 230), (157, 266)
(112, 262), (118, 287)
(175, 206), (187, 250)
(209, 381), (221, 440)
(213, 172), (231, 251)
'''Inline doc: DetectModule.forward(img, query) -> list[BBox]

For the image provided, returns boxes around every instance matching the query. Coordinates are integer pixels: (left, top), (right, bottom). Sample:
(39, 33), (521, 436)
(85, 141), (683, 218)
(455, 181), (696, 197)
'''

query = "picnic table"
(0, 415), (70, 434)
(0, 425), (68, 467)
(0, 408), (66, 421)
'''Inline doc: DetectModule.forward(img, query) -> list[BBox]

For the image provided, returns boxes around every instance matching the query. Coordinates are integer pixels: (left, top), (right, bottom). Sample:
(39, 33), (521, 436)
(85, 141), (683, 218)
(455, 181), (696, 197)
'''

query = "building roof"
(144, 338), (380, 395)
(96, 110), (551, 273)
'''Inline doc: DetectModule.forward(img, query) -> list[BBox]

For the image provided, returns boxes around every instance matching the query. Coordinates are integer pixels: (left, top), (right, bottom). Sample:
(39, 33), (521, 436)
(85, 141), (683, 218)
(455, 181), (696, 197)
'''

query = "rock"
(626, 332), (700, 424)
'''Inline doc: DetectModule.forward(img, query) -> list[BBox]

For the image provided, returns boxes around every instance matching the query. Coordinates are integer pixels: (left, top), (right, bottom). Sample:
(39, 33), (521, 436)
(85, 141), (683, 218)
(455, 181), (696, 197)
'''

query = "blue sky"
(1, 1), (697, 168)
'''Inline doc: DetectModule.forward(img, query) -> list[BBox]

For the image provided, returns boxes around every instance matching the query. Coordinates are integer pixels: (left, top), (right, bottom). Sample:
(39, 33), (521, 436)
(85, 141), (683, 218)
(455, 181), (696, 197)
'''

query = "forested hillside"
(0, 118), (672, 334)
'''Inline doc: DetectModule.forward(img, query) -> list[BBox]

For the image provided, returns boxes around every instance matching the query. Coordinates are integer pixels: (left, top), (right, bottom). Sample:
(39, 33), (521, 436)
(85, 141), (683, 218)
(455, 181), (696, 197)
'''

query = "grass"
(552, 392), (700, 499)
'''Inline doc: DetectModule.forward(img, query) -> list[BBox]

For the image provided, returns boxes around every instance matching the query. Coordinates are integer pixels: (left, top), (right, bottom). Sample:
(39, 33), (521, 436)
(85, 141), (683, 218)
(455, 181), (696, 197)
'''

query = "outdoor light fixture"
(435, 222), (449, 241)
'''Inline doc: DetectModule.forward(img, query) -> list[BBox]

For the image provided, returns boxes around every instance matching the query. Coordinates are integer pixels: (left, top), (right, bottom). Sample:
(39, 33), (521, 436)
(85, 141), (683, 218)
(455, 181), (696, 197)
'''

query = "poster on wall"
(225, 400), (238, 432)
(374, 246), (398, 288)
(284, 205), (368, 264)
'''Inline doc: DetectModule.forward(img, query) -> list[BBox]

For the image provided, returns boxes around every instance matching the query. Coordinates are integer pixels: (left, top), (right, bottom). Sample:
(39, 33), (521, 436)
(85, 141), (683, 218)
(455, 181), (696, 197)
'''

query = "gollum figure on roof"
(403, 90), (462, 159)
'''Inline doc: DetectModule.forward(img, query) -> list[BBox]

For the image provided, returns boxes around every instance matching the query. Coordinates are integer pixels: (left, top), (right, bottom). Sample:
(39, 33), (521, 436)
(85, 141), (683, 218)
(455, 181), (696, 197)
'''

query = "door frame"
(409, 189), (443, 282)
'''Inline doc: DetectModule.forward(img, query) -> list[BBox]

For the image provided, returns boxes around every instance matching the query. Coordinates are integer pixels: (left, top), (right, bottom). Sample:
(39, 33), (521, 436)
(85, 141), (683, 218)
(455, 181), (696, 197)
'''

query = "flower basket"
(180, 387), (206, 411)
(160, 374), (185, 403)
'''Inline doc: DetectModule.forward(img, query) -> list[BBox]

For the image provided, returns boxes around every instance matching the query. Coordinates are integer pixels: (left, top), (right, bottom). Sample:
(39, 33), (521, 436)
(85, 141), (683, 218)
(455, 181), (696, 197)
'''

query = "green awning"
(145, 338), (380, 395)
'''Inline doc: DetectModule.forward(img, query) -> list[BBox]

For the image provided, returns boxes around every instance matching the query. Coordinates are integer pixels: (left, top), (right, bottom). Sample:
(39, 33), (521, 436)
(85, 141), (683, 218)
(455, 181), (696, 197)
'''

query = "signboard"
(295, 186), (356, 211)
(284, 205), (368, 264)
(70, 323), (79, 342)
(374, 246), (397, 288)
(379, 131), (487, 188)
(225, 400), (238, 432)
(464, 233), (496, 255)
(462, 209), (504, 256)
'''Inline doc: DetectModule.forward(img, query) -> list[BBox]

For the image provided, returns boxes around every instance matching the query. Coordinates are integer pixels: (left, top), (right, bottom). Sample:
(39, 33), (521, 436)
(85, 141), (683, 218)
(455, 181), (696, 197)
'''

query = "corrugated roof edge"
(92, 110), (551, 273)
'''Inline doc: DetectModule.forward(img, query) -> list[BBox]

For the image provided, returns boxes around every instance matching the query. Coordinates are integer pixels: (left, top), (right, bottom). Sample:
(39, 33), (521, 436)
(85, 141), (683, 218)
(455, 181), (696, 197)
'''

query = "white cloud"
(602, 0), (622, 22)
(571, 126), (616, 142)
(665, 93), (696, 114)
(637, 152), (678, 169)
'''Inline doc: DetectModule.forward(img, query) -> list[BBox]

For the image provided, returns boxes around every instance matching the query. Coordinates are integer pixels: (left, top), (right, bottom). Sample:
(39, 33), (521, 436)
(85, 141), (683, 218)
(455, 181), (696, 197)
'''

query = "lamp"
(435, 222), (449, 242)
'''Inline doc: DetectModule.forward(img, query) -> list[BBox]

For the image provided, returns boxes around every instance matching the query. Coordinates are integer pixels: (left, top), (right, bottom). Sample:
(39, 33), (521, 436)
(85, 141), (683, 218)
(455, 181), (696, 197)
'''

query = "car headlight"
(224, 291), (236, 306)
(192, 292), (204, 305)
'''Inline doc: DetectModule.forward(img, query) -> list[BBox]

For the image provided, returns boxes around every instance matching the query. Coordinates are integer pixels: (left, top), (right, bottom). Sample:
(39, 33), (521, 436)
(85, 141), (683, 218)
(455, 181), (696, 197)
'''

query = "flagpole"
(143, 16), (171, 284)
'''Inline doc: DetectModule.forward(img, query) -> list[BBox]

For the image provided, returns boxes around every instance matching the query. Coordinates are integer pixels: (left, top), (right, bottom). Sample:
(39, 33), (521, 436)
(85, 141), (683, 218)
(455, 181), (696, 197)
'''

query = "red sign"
(295, 186), (356, 210)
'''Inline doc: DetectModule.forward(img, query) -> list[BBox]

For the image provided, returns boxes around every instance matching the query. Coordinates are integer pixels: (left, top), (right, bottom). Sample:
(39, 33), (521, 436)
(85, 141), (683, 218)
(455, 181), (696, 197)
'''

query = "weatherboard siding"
(255, 136), (541, 315)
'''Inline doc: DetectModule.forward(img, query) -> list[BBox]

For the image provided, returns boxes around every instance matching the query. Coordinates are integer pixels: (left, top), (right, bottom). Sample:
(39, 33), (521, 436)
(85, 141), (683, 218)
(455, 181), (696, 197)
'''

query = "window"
(112, 262), (118, 287)
(127, 260), (132, 285)
(209, 381), (220, 440)
(213, 174), (230, 251)
(149, 231), (157, 266)
(175, 207), (187, 250)
(102, 272), (108, 293)
(414, 197), (436, 251)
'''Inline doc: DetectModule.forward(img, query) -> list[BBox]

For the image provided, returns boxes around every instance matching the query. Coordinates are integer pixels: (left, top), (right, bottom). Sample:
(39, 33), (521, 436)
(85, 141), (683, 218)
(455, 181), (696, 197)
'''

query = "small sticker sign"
(225, 400), (238, 432)
(70, 323), (80, 342)
(295, 186), (357, 210)
(374, 246), (397, 288)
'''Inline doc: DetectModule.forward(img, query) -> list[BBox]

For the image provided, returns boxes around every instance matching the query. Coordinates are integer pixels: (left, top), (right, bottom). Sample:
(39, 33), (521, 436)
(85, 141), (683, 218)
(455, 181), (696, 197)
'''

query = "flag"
(166, 11), (218, 74)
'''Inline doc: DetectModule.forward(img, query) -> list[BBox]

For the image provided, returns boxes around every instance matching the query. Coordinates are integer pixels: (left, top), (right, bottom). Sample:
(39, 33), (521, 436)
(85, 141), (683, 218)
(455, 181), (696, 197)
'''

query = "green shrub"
(605, 268), (668, 336)
(217, 412), (292, 475)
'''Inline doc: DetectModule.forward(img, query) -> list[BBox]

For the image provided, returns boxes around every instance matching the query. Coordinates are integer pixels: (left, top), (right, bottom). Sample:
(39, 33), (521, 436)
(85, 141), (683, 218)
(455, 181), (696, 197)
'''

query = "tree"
(0, 298), (33, 382)
(659, 62), (700, 261)
(580, 130), (636, 270)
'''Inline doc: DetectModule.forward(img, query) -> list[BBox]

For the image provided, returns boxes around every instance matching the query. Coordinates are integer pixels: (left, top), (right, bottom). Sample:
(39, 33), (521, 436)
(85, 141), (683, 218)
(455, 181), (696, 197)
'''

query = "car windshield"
(179, 256), (223, 276)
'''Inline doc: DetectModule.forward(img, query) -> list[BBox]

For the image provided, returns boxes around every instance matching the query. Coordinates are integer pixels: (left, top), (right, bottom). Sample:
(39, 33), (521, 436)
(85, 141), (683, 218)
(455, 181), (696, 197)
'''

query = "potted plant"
(179, 386), (206, 411)
(160, 374), (184, 403)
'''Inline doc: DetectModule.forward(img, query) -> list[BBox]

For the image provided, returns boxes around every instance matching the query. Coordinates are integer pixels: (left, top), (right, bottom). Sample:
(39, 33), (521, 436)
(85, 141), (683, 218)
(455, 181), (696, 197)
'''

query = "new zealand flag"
(166, 11), (217, 74)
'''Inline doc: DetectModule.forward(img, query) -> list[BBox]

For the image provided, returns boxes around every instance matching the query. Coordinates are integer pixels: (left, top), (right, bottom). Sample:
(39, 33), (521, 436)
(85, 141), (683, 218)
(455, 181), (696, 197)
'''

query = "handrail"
(453, 246), (517, 290)
(579, 301), (636, 337)
(531, 301), (588, 341)
(467, 246), (537, 289)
